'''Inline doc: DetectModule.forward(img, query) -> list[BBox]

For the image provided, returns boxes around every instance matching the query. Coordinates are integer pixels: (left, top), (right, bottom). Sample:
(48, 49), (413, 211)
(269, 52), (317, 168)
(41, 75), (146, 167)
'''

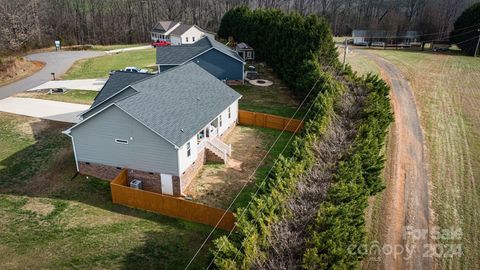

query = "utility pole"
(343, 38), (348, 67)
(475, 29), (480, 57)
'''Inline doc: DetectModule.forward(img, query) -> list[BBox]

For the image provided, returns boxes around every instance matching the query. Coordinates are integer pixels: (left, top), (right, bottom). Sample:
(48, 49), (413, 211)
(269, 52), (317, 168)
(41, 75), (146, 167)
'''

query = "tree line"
(1, 0), (479, 54)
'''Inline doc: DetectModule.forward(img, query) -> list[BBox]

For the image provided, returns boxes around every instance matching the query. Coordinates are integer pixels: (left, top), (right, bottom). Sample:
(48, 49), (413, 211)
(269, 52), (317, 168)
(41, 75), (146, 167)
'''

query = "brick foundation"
(180, 149), (206, 193)
(79, 162), (122, 180)
(127, 170), (162, 193)
(205, 148), (226, 164)
(78, 126), (236, 197)
(226, 80), (244, 85)
(172, 176), (181, 196)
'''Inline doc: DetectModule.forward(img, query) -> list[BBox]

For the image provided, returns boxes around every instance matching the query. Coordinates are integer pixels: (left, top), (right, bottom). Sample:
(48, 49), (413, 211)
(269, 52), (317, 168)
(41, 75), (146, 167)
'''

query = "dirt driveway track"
(359, 50), (432, 270)
(0, 51), (104, 100)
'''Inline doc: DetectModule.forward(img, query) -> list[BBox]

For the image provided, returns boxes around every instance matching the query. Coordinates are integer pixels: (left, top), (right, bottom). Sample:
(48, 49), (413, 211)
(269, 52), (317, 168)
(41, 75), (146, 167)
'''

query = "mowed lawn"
(0, 113), (219, 269)
(231, 64), (305, 119)
(62, 48), (156, 79)
(348, 50), (480, 269)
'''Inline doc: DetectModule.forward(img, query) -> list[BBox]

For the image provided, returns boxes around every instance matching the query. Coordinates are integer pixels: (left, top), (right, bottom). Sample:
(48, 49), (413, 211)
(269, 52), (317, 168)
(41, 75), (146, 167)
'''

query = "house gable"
(82, 86), (138, 119)
(71, 105), (179, 175)
(192, 49), (244, 81)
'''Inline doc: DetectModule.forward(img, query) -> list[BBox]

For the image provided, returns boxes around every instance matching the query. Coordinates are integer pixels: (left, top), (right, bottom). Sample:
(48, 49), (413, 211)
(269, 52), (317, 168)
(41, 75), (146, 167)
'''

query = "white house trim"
(62, 131), (80, 172)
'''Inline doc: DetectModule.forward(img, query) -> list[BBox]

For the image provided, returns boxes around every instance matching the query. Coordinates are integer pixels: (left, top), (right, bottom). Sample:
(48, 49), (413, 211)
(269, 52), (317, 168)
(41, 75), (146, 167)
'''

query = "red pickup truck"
(151, 40), (171, 47)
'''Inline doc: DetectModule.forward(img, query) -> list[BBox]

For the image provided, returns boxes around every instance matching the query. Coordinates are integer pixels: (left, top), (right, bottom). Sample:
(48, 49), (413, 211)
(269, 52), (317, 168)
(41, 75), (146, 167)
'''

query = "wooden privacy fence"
(110, 169), (235, 231)
(238, 110), (304, 132)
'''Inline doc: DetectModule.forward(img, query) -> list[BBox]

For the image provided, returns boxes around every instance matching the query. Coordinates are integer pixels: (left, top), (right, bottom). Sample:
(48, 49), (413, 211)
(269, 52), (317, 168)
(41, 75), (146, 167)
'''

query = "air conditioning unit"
(130, 179), (143, 189)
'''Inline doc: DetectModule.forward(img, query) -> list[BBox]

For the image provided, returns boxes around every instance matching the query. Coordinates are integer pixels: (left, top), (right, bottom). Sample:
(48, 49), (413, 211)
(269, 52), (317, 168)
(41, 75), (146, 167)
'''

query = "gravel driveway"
(359, 50), (432, 270)
(0, 50), (104, 100)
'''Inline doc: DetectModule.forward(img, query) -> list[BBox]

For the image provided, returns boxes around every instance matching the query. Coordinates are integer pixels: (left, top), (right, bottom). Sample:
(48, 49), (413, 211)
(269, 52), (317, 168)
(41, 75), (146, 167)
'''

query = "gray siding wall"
(193, 49), (243, 80)
(72, 105), (179, 175)
(83, 87), (137, 119)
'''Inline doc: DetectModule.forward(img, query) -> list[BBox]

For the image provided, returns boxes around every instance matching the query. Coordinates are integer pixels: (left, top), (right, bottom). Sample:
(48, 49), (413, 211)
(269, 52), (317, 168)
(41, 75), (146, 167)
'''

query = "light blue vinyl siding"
(83, 87), (137, 119)
(72, 105), (179, 175)
(194, 49), (243, 80)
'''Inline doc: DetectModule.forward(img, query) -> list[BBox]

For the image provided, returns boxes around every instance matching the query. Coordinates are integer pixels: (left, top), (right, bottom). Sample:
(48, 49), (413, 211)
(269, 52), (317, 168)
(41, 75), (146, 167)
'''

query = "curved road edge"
(0, 50), (105, 100)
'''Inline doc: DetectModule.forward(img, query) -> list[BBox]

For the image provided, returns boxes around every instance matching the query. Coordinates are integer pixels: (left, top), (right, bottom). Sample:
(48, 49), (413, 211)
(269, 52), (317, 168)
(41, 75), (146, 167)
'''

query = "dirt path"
(360, 51), (432, 270)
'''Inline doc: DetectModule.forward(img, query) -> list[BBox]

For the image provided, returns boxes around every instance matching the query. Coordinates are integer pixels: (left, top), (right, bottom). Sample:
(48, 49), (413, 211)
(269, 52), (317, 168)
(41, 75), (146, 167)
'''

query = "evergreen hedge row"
(213, 65), (346, 269)
(218, 6), (340, 98)
(212, 7), (393, 269)
(303, 74), (393, 269)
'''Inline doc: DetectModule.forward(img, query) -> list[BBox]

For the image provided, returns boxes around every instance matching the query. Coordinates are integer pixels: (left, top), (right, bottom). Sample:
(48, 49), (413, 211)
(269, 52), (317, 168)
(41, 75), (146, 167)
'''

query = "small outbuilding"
(235, 42), (255, 61)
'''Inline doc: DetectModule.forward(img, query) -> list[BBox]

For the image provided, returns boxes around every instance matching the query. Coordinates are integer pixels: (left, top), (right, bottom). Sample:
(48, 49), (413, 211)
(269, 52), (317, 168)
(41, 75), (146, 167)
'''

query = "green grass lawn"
(62, 48), (156, 79)
(16, 90), (97, 105)
(0, 112), (221, 269)
(232, 65), (305, 119)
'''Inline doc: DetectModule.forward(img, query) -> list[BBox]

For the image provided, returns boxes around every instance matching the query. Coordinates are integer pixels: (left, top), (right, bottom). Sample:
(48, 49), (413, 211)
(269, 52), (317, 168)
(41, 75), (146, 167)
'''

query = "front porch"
(151, 32), (171, 42)
(195, 117), (231, 164)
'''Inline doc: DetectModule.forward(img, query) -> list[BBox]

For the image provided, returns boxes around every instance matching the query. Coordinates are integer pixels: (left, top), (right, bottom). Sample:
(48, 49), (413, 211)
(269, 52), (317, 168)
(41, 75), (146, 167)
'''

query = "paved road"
(0, 97), (88, 123)
(0, 51), (104, 100)
(359, 51), (432, 270)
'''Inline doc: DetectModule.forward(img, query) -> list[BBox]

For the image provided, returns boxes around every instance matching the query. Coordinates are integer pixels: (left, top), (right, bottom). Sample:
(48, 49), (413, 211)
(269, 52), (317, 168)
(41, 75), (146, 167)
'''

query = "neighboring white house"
(150, 21), (215, 45)
(63, 62), (241, 196)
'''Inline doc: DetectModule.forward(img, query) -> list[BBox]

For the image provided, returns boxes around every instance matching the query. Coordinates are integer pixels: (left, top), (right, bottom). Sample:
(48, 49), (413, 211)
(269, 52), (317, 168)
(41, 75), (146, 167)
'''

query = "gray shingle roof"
(169, 24), (193, 36)
(156, 36), (244, 65)
(152, 21), (178, 33)
(93, 63), (241, 147)
(91, 71), (153, 108)
(236, 42), (253, 50)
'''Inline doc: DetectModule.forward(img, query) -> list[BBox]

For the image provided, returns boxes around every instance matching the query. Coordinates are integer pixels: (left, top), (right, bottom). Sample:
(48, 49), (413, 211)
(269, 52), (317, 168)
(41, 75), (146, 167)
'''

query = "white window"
(115, 139), (128, 144)
(187, 142), (191, 157)
(192, 36), (195, 42)
(247, 51), (252, 58)
(228, 107), (231, 119)
(219, 115), (223, 127)
(186, 37), (189, 42)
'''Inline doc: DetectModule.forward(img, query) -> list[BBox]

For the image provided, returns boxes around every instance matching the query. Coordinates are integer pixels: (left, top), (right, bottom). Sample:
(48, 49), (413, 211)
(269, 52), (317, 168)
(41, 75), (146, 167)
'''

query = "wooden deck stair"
(204, 137), (231, 163)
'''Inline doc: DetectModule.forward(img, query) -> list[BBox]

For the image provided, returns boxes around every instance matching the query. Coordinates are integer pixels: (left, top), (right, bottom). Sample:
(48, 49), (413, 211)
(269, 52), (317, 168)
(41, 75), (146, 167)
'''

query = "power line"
(184, 66), (327, 269)
(350, 23), (480, 40)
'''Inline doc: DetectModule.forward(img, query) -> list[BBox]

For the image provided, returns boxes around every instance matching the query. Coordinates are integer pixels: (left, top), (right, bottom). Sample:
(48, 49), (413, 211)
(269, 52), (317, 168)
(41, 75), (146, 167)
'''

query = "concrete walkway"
(105, 45), (152, 54)
(29, 78), (107, 91)
(0, 97), (89, 123)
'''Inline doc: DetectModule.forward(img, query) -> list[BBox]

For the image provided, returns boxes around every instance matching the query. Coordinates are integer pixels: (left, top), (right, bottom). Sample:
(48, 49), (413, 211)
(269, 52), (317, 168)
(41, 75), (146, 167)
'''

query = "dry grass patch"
(0, 57), (44, 87)
(184, 126), (293, 209)
(348, 50), (480, 269)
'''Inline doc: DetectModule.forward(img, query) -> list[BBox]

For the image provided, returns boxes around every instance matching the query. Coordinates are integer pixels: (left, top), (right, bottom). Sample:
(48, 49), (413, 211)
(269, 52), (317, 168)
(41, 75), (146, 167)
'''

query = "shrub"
(450, 3), (480, 56)
(303, 74), (393, 269)
(218, 6), (339, 98)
